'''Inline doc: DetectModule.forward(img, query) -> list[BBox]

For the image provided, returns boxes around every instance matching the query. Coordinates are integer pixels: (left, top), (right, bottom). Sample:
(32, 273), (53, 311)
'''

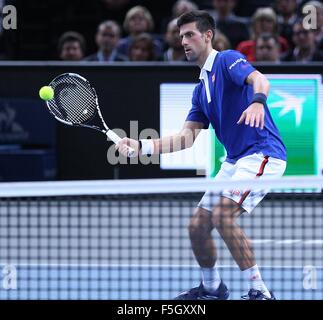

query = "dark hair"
(57, 31), (86, 54)
(97, 20), (121, 37)
(129, 33), (156, 61)
(256, 32), (279, 45)
(177, 10), (216, 39)
(293, 18), (311, 30)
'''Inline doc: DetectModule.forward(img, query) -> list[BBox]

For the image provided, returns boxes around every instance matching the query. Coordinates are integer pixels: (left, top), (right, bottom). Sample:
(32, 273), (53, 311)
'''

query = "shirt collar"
(199, 49), (218, 79)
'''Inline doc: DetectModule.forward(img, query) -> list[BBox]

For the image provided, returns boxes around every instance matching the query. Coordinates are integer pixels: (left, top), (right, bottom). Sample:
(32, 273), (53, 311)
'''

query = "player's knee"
(188, 208), (213, 236)
(212, 212), (230, 230)
(212, 203), (236, 230)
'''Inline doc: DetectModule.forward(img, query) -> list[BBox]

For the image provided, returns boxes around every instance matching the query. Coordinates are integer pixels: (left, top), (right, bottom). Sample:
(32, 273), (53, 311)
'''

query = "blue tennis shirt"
(186, 49), (286, 163)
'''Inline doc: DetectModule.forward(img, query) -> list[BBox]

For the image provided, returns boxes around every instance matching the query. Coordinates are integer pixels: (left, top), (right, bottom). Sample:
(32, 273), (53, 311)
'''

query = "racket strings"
(48, 75), (97, 124)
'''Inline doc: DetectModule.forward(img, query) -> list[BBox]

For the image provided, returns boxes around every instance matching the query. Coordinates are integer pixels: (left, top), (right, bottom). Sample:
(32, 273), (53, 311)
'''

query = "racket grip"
(106, 130), (135, 158)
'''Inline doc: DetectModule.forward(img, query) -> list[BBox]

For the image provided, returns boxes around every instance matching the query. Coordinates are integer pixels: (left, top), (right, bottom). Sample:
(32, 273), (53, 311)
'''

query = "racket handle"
(106, 130), (135, 158)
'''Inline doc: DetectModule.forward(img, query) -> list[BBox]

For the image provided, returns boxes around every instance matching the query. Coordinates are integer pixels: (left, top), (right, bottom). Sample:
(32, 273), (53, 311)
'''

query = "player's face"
(179, 22), (209, 64)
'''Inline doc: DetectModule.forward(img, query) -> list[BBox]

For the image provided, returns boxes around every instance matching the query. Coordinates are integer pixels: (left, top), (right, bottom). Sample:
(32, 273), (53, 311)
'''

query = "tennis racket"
(45, 72), (134, 157)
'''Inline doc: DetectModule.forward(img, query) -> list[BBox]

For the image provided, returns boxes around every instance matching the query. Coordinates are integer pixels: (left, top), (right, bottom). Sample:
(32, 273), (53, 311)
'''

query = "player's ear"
(205, 30), (213, 43)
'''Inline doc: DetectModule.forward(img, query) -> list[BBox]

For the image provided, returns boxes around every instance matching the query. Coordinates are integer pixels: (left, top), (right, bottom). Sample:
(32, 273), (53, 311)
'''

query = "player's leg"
(212, 195), (275, 300)
(176, 195), (253, 300)
(174, 206), (229, 300)
(174, 162), (235, 300)
(188, 207), (215, 269)
(188, 207), (225, 293)
(222, 153), (286, 300)
(212, 197), (254, 270)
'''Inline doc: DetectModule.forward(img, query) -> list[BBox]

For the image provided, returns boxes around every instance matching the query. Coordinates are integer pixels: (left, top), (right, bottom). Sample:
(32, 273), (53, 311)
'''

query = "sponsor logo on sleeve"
(228, 58), (247, 70)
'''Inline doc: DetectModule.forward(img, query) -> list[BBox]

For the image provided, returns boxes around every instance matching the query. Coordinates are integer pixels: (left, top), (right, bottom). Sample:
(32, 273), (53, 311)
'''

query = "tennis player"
(116, 10), (287, 300)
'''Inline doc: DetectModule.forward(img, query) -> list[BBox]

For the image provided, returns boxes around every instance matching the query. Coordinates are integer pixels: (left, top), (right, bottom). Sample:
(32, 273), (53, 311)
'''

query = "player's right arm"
(116, 121), (204, 157)
(152, 120), (204, 154)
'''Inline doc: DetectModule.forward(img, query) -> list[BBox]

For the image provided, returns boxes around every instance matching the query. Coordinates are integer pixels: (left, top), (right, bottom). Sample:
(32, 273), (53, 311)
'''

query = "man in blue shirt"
(117, 10), (287, 300)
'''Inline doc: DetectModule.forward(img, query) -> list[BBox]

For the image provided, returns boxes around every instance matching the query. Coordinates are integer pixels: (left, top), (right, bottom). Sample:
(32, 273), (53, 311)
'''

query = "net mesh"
(47, 73), (97, 124)
(0, 177), (322, 300)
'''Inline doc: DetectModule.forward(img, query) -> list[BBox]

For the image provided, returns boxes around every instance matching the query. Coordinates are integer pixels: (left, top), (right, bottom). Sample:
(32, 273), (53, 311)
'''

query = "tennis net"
(0, 176), (322, 300)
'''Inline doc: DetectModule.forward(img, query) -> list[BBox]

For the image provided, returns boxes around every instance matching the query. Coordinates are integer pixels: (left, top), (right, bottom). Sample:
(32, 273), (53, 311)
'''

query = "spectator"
(117, 5), (163, 60)
(212, 31), (231, 51)
(173, 0), (199, 17)
(128, 33), (157, 61)
(236, 7), (289, 61)
(57, 31), (86, 61)
(301, 1), (323, 49)
(255, 33), (281, 62)
(282, 19), (323, 61)
(84, 20), (128, 62)
(207, 0), (250, 48)
(163, 18), (186, 61)
(161, 0), (199, 34)
(276, 0), (299, 48)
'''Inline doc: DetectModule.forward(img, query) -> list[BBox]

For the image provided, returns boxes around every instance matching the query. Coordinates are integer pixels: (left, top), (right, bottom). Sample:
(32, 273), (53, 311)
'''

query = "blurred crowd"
(0, 0), (322, 62)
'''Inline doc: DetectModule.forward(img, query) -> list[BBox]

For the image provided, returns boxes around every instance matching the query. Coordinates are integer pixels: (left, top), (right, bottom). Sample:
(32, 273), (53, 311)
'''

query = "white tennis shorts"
(198, 152), (286, 213)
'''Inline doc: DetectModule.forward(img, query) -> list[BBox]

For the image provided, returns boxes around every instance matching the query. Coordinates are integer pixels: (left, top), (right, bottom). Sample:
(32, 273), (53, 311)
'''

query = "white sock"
(201, 266), (221, 293)
(243, 264), (271, 298)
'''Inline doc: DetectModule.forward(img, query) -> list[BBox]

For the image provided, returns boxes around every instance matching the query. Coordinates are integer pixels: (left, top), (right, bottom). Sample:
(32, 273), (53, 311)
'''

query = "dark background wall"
(0, 62), (322, 181)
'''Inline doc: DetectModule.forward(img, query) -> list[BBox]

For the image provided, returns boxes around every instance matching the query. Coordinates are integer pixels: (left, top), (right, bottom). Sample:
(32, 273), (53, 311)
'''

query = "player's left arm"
(237, 70), (270, 130)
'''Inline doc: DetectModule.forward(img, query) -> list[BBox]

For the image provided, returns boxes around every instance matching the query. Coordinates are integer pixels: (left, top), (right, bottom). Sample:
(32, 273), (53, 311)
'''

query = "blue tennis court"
(1, 265), (322, 300)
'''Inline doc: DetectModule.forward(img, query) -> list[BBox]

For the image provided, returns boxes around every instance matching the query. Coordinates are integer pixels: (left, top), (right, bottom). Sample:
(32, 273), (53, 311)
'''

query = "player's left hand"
(237, 103), (265, 129)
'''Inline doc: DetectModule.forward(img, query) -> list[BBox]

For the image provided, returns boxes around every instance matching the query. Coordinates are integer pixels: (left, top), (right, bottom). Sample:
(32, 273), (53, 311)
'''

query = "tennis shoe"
(241, 289), (276, 300)
(174, 280), (229, 300)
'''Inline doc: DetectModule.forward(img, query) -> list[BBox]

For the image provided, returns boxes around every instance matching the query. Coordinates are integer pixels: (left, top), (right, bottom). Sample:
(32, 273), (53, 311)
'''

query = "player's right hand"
(116, 137), (140, 157)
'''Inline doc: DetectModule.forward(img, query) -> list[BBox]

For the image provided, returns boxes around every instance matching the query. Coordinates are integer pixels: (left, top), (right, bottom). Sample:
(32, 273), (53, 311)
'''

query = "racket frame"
(46, 72), (134, 156)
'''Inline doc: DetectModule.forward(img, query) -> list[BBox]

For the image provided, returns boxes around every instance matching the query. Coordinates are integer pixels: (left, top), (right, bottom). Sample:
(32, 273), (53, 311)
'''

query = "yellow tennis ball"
(39, 86), (54, 101)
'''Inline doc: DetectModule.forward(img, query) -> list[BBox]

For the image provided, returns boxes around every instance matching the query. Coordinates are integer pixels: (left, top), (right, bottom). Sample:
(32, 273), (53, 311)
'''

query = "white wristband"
(140, 139), (154, 155)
